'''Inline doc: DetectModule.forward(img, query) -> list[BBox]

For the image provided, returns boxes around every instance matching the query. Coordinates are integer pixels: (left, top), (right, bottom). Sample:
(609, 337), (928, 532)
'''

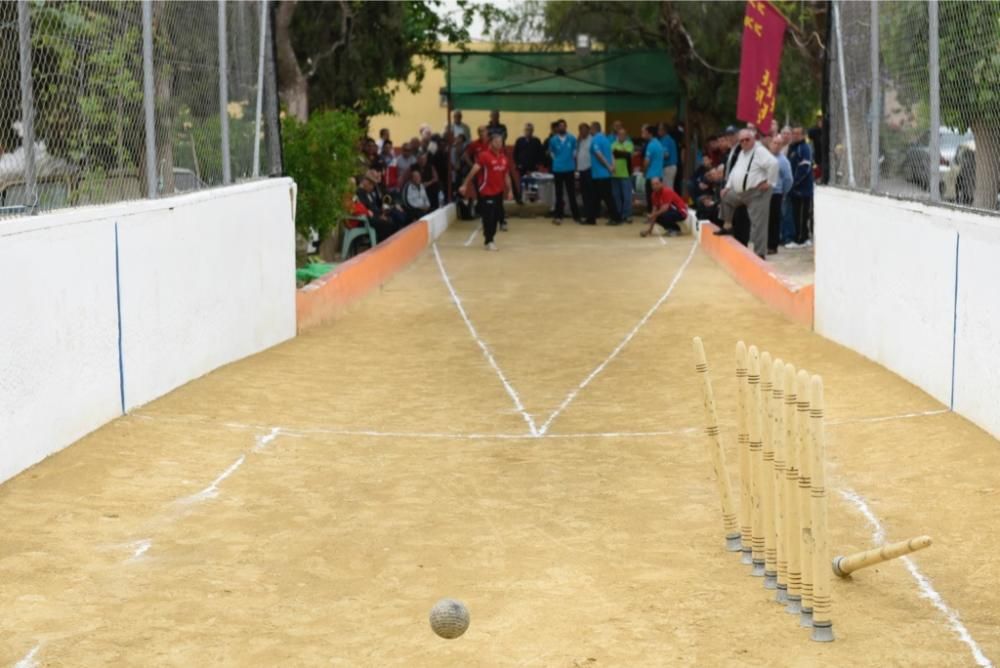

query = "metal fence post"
(833, 0), (856, 187)
(252, 0), (267, 178)
(142, 0), (158, 199)
(869, 0), (880, 193)
(16, 0), (37, 211)
(218, 0), (232, 185)
(928, 0), (940, 202)
(263, 1), (282, 176)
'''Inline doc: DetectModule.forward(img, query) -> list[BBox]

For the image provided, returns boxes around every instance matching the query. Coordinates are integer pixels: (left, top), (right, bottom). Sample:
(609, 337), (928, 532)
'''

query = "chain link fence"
(0, 0), (281, 219)
(828, 0), (1000, 213)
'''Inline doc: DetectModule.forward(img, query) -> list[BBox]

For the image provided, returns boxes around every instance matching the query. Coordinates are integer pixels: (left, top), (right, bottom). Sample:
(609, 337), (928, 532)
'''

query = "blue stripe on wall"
(115, 223), (126, 414)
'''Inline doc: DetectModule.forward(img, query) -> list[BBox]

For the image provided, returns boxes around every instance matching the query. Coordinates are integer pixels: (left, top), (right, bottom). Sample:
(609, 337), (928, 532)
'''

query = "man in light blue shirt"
(642, 124), (664, 212)
(548, 119), (580, 223)
(588, 121), (621, 224)
(768, 135), (793, 253)
(659, 124), (679, 191)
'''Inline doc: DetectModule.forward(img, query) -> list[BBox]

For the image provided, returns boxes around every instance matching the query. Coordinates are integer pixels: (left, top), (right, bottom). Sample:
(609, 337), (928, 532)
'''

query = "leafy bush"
(171, 103), (264, 185)
(281, 109), (363, 240)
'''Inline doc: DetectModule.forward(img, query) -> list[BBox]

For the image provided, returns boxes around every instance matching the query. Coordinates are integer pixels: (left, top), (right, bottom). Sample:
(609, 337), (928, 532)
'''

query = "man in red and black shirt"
(461, 132), (512, 251)
(641, 177), (688, 238)
(463, 126), (490, 169)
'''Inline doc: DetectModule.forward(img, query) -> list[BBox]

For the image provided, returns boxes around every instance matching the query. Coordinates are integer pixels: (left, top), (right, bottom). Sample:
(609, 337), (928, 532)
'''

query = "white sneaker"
(784, 241), (800, 249)
(803, 239), (813, 247)
(485, 242), (499, 251)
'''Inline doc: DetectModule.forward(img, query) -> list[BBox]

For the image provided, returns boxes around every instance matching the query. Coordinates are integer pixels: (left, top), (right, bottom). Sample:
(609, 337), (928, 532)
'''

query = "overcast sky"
(438, 0), (528, 41)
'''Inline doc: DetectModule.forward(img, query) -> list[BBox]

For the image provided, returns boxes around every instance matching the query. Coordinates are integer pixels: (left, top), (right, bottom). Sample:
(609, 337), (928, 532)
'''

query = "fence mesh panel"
(829, 0), (1000, 213)
(0, 0), (279, 219)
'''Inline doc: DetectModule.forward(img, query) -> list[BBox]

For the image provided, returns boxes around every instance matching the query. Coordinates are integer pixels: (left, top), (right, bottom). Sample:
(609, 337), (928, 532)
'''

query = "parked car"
(169, 167), (207, 193)
(942, 140), (975, 204)
(900, 127), (973, 193)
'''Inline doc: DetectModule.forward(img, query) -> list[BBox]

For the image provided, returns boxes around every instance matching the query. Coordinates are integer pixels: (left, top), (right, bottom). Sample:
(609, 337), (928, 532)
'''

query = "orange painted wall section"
(296, 221), (429, 332)
(699, 222), (814, 329)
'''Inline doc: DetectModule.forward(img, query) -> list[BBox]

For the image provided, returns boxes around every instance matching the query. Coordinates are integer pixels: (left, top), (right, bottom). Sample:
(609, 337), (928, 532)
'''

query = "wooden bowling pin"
(692, 337), (741, 552)
(808, 375), (834, 642)
(748, 346), (765, 577)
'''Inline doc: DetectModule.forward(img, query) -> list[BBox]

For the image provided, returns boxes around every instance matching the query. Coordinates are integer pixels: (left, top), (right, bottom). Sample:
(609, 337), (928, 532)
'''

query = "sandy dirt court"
(1, 216), (998, 666)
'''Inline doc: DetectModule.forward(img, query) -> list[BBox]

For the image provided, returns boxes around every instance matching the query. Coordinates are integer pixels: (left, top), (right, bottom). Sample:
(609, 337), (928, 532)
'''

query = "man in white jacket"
(719, 129), (778, 259)
(402, 169), (431, 223)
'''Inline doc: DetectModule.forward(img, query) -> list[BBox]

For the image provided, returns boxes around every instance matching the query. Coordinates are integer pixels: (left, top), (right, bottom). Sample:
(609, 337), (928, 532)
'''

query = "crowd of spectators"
(347, 108), (819, 258)
(693, 119), (817, 258)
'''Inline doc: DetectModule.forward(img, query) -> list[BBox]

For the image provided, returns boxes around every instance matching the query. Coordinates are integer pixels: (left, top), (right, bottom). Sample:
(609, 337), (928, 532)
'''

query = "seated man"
(694, 164), (725, 224)
(355, 174), (400, 242)
(641, 177), (687, 238)
(401, 169), (432, 223)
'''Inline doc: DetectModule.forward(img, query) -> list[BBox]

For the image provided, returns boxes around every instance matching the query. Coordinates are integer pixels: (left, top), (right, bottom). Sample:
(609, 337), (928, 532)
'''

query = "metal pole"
(869, 0), (880, 192)
(446, 54), (452, 202)
(833, 0), (856, 187)
(263, 2), (282, 176)
(142, 0), (158, 198)
(218, 0), (232, 184)
(928, 0), (940, 202)
(16, 0), (37, 211)
(252, 0), (267, 178)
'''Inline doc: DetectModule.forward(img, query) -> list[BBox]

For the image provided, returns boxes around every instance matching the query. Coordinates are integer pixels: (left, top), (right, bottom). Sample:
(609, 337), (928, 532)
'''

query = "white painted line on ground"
(128, 539), (152, 560)
(463, 225), (481, 247)
(433, 243), (538, 436)
(253, 426), (281, 451)
(658, 235), (668, 246)
(178, 454), (246, 504)
(839, 488), (993, 668)
(828, 408), (949, 426)
(14, 644), (41, 668)
(536, 238), (699, 435)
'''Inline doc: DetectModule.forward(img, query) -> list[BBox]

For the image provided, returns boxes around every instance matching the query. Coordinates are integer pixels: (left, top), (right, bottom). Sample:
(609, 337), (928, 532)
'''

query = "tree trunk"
(153, 2), (175, 194)
(971, 121), (1000, 210)
(274, 0), (308, 122)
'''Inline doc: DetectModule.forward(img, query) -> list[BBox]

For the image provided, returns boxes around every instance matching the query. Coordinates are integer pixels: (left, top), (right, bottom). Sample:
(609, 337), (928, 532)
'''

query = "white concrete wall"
(426, 203), (456, 242)
(815, 187), (1000, 438)
(118, 181), (297, 409)
(0, 219), (122, 483)
(0, 178), (297, 483)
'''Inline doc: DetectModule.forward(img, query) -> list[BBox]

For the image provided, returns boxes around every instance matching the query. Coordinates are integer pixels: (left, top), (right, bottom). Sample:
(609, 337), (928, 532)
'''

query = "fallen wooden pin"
(832, 536), (933, 578)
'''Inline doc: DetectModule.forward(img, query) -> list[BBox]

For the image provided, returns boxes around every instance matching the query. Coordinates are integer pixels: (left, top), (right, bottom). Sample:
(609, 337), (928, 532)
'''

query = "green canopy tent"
(443, 49), (682, 113)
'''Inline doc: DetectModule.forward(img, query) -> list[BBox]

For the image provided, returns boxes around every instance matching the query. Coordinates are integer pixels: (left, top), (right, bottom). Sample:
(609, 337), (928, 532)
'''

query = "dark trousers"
(514, 165), (530, 204)
(656, 208), (685, 232)
(791, 195), (812, 244)
(592, 177), (619, 222)
(480, 193), (503, 244)
(734, 206), (751, 247)
(579, 168), (595, 221)
(768, 193), (783, 252)
(370, 216), (398, 244)
(553, 171), (580, 219)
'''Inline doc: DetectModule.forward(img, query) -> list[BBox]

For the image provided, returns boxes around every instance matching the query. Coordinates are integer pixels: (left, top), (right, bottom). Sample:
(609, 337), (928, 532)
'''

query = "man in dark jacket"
(787, 124), (814, 247)
(513, 123), (545, 204)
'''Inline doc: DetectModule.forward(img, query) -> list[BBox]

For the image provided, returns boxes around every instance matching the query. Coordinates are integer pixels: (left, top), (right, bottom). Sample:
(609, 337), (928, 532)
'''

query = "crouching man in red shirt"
(641, 177), (688, 238)
(460, 131), (513, 251)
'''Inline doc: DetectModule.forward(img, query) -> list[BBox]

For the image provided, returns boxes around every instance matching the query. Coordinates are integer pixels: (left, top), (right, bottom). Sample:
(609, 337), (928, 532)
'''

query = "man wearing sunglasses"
(719, 129), (778, 260)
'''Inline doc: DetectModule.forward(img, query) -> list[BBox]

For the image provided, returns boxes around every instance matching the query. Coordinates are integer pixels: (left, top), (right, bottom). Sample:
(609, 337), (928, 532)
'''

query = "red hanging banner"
(736, 0), (788, 131)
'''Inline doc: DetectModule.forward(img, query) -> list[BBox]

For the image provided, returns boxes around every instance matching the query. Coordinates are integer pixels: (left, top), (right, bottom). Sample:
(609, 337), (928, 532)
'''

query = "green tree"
(274, 0), (508, 122)
(492, 1), (826, 142)
(281, 109), (363, 241)
(881, 1), (1000, 209)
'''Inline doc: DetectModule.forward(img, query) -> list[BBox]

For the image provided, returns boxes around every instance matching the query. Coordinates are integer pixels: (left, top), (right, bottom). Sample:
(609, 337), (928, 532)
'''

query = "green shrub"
(281, 110), (363, 241)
